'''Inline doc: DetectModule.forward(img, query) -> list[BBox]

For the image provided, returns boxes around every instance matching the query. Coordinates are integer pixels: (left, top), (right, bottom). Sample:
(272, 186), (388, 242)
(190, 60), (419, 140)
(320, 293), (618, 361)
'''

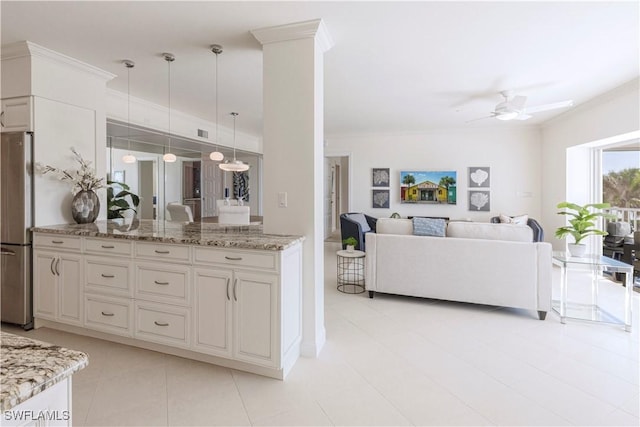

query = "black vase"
(71, 190), (100, 224)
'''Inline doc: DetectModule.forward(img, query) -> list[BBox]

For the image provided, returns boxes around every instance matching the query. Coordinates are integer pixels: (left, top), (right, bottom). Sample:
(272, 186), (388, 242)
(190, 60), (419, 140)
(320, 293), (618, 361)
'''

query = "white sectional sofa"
(365, 218), (553, 320)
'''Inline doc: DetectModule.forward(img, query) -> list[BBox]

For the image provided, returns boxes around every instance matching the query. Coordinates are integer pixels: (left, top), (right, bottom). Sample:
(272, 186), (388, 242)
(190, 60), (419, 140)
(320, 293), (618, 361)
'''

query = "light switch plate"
(278, 192), (287, 207)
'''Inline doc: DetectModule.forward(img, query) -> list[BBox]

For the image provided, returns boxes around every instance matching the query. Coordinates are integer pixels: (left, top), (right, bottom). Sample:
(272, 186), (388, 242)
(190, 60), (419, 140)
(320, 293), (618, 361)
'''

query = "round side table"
(336, 249), (365, 294)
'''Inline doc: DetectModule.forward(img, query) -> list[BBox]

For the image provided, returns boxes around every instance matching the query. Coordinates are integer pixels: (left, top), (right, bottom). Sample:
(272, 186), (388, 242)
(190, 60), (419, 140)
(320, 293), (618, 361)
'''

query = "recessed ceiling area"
(2, 1), (638, 138)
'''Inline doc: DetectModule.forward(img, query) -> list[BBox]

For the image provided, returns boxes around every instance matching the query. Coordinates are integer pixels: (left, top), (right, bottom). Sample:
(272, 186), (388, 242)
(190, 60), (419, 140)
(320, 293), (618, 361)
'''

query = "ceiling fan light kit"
(469, 89), (574, 122)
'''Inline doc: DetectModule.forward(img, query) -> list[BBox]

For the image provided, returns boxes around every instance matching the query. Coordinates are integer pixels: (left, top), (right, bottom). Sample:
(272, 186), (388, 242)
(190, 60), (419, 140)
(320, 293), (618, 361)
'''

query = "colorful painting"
(372, 189), (390, 208)
(400, 171), (457, 204)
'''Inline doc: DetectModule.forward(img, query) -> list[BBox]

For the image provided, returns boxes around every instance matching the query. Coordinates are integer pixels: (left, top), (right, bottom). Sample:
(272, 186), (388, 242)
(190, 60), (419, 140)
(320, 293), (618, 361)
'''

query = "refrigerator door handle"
(0, 247), (16, 256)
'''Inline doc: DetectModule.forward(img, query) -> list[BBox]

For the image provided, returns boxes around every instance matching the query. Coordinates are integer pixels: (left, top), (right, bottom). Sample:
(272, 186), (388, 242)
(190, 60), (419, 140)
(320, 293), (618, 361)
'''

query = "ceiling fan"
(468, 90), (574, 122)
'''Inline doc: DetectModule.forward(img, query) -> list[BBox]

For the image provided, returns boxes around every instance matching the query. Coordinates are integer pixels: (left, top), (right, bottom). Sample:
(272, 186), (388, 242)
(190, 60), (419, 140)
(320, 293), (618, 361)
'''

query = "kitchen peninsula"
(31, 220), (304, 379)
(1, 331), (88, 426)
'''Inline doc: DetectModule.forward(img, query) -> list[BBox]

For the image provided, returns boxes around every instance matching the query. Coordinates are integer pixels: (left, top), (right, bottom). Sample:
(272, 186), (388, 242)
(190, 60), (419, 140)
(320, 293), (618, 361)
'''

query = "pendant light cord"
(127, 64), (131, 151)
(167, 57), (171, 153)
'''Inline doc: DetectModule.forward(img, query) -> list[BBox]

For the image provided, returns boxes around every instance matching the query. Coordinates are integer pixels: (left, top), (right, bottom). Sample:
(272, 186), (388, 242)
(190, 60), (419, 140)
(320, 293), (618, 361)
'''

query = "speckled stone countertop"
(0, 331), (88, 411)
(32, 219), (305, 251)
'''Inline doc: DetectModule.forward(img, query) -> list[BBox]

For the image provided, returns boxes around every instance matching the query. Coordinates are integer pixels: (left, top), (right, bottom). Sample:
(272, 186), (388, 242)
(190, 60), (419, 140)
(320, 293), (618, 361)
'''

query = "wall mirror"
(107, 120), (262, 222)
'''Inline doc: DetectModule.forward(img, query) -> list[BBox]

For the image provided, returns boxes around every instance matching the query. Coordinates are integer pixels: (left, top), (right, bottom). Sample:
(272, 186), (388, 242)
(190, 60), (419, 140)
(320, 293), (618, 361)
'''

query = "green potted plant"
(107, 180), (140, 219)
(555, 201), (616, 257)
(342, 236), (358, 252)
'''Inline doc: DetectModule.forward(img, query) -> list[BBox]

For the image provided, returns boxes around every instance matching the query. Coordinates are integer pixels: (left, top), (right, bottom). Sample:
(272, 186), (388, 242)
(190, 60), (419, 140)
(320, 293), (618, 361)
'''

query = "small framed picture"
(372, 168), (390, 187)
(468, 190), (490, 211)
(112, 170), (125, 183)
(468, 167), (490, 188)
(372, 189), (390, 208)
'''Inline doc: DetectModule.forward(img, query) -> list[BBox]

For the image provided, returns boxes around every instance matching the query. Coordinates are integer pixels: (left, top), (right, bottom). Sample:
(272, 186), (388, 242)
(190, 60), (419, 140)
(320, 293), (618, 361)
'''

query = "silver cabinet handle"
(154, 280), (169, 285)
(101, 245), (115, 249)
(51, 240), (64, 244)
(101, 273), (115, 278)
(233, 278), (238, 301)
(54, 258), (60, 276)
(225, 256), (242, 261)
(101, 311), (114, 317)
(155, 250), (170, 254)
(226, 278), (230, 301)
(0, 111), (4, 127)
(0, 248), (16, 256)
(50, 258), (56, 275)
(154, 321), (169, 327)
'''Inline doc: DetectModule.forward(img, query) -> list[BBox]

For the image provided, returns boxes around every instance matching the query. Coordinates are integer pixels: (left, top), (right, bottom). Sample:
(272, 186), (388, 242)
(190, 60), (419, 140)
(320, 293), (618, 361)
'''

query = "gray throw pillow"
(413, 217), (446, 237)
(348, 213), (371, 232)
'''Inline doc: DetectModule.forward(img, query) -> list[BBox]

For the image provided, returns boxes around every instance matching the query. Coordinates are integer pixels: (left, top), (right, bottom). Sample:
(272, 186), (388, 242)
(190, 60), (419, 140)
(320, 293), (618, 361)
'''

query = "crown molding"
(251, 19), (334, 52)
(1, 40), (116, 81)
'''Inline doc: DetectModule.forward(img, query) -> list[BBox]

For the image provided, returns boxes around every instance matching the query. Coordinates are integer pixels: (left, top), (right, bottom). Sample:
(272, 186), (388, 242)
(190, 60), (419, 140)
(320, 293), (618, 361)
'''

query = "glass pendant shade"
(122, 59), (137, 164)
(219, 112), (248, 172)
(209, 151), (224, 161)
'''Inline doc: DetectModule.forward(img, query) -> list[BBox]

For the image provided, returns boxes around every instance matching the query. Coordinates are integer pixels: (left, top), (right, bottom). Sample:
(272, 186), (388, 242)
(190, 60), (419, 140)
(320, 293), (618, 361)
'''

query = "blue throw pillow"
(413, 217), (446, 237)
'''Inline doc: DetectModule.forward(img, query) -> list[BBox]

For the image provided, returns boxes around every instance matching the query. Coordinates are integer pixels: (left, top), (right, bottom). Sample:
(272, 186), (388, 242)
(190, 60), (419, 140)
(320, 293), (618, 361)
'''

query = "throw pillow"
(499, 214), (529, 226)
(412, 217), (446, 237)
(347, 213), (371, 232)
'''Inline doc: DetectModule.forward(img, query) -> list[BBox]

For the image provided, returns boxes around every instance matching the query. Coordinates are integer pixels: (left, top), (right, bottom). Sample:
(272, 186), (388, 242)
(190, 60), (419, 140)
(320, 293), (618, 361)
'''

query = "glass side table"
(336, 249), (365, 294)
(552, 251), (633, 332)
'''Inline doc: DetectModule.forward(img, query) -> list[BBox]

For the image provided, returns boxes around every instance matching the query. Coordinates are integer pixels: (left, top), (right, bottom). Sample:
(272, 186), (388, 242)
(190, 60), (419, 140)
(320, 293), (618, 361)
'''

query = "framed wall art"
(372, 168), (390, 187)
(400, 170), (457, 204)
(372, 189), (390, 208)
(468, 190), (490, 211)
(468, 167), (490, 188)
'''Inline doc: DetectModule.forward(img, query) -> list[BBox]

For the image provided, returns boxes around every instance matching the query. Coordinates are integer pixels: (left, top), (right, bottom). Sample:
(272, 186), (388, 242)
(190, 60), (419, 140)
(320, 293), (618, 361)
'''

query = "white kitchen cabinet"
(33, 250), (82, 326)
(192, 267), (233, 358)
(0, 97), (32, 132)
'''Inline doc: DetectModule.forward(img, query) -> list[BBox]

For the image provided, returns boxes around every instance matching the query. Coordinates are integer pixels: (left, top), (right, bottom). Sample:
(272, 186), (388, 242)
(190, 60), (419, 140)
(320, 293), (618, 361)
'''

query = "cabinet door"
(192, 268), (232, 358)
(233, 271), (279, 367)
(33, 251), (57, 320)
(1, 97), (32, 132)
(58, 254), (83, 325)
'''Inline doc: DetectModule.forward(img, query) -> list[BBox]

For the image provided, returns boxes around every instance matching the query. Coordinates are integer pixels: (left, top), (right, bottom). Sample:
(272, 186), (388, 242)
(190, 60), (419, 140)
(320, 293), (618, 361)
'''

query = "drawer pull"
(101, 273), (115, 278)
(225, 256), (243, 261)
(51, 240), (64, 244)
(101, 245), (115, 249)
(154, 280), (170, 285)
(154, 321), (169, 327)
(101, 311), (114, 317)
(155, 250), (170, 254)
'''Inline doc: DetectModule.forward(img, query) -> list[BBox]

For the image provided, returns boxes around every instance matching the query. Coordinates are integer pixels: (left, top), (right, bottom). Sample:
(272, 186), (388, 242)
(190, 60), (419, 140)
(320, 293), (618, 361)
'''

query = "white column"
(252, 20), (333, 357)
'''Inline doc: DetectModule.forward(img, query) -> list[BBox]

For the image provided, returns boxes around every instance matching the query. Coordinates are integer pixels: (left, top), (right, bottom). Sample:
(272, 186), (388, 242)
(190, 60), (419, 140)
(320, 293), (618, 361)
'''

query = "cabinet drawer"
(85, 258), (131, 296)
(85, 238), (132, 256)
(194, 247), (278, 271)
(135, 302), (189, 347)
(85, 294), (132, 336)
(33, 234), (81, 251)
(136, 263), (189, 305)
(135, 242), (190, 263)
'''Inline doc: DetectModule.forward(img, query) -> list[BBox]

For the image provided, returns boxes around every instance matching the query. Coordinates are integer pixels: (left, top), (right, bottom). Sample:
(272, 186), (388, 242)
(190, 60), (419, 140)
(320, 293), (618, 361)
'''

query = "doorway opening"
(324, 155), (350, 241)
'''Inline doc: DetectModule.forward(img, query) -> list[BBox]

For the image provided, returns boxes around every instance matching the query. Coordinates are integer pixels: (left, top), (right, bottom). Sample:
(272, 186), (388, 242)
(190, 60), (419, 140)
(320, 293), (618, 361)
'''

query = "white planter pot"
(346, 245), (355, 253)
(568, 243), (587, 257)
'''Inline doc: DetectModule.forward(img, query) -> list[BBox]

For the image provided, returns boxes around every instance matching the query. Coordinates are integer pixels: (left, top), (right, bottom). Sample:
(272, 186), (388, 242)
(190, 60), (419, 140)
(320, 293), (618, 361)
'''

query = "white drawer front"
(135, 242), (191, 263)
(33, 234), (81, 250)
(85, 294), (132, 336)
(194, 247), (278, 271)
(85, 258), (131, 296)
(85, 238), (132, 256)
(135, 302), (189, 347)
(136, 264), (189, 305)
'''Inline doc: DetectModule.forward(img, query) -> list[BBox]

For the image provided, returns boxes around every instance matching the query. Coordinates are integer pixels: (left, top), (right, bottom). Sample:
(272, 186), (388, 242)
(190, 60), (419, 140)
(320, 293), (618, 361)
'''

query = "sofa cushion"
(499, 213), (529, 226)
(347, 213), (371, 232)
(376, 218), (413, 235)
(413, 217), (446, 237)
(446, 221), (533, 242)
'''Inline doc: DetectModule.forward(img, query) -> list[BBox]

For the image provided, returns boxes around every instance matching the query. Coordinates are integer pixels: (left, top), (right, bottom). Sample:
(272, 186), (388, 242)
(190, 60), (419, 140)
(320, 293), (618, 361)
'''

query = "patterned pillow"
(499, 214), (529, 226)
(412, 217), (446, 237)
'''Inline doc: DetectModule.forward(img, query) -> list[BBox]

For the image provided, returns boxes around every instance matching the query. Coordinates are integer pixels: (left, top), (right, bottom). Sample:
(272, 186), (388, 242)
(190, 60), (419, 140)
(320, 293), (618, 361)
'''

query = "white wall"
(326, 127), (544, 223)
(541, 79), (640, 250)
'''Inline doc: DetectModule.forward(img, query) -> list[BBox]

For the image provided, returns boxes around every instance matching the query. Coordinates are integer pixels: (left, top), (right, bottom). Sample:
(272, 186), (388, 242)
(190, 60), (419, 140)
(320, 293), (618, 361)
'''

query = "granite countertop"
(0, 331), (88, 411)
(32, 219), (305, 251)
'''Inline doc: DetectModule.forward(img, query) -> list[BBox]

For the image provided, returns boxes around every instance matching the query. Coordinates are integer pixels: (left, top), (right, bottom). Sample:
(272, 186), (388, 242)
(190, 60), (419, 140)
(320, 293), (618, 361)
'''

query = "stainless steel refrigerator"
(1, 131), (34, 329)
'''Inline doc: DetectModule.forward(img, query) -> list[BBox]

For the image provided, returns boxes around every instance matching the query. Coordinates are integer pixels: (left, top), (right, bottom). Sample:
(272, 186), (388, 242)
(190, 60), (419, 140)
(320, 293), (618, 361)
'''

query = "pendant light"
(162, 52), (177, 163)
(209, 44), (224, 162)
(122, 59), (136, 164)
(219, 112), (249, 172)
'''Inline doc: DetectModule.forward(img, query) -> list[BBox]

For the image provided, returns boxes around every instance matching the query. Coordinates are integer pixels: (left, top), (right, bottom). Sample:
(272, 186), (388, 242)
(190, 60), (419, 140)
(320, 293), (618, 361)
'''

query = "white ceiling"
(1, 1), (638, 138)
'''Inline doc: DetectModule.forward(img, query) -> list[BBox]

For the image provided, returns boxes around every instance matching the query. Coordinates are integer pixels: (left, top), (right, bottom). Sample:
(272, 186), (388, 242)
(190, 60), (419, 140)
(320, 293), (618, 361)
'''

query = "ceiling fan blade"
(514, 114), (532, 121)
(525, 100), (574, 114)
(465, 115), (493, 123)
(510, 95), (527, 110)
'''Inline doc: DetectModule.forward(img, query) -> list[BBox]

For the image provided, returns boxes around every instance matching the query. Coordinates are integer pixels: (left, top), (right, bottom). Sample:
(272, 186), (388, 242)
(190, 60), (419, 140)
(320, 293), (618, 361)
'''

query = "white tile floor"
(4, 241), (640, 426)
